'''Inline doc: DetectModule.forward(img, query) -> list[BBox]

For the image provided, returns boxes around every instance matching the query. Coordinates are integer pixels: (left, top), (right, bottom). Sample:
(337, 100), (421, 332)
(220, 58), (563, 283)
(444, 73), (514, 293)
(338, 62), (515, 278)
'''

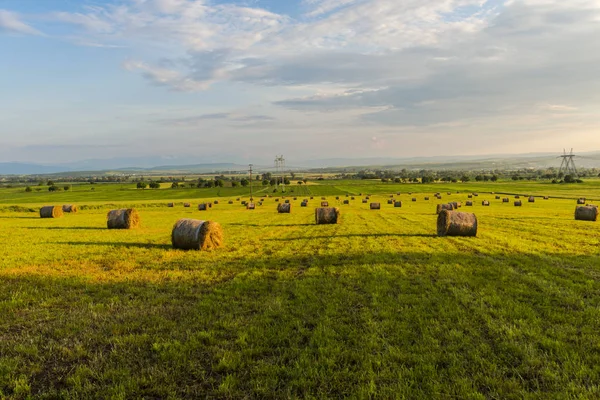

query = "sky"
(1, 0), (600, 165)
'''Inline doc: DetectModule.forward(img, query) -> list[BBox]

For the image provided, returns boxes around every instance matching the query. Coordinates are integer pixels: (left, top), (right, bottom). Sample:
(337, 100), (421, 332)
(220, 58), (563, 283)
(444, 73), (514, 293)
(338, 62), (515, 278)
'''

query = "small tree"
(491, 175), (498, 182)
(137, 182), (148, 189)
(171, 182), (179, 189)
(64, 186), (70, 191)
(240, 178), (249, 187)
(25, 186), (32, 192)
(149, 182), (161, 189)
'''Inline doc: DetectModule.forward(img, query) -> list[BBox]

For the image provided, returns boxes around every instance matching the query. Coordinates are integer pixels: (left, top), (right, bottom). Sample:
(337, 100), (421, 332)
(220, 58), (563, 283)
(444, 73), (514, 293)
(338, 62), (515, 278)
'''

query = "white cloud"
(0, 9), (41, 35)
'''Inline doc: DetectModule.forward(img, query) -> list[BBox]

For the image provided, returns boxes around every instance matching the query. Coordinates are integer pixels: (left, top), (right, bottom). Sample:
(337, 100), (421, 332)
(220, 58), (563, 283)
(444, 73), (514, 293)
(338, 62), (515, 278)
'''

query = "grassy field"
(1, 180), (600, 398)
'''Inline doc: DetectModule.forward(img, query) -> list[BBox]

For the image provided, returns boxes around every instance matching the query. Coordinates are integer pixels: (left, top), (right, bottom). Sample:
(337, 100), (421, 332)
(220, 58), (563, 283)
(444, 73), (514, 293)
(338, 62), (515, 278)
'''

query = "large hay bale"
(394, 201), (402, 208)
(436, 203), (454, 214)
(528, 196), (535, 203)
(171, 219), (223, 250)
(514, 201), (522, 207)
(321, 201), (329, 207)
(278, 203), (291, 213)
(167, 202), (174, 208)
(437, 210), (477, 237)
(40, 206), (63, 219)
(482, 200), (490, 206)
(62, 205), (78, 213)
(247, 203), (256, 210)
(575, 206), (598, 221)
(370, 203), (381, 210)
(107, 209), (140, 229)
(198, 203), (208, 211)
(315, 207), (340, 224)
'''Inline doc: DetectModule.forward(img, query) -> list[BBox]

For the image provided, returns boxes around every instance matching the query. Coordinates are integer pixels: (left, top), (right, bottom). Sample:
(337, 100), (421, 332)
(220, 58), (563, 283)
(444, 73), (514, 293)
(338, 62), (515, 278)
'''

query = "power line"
(557, 148), (578, 177)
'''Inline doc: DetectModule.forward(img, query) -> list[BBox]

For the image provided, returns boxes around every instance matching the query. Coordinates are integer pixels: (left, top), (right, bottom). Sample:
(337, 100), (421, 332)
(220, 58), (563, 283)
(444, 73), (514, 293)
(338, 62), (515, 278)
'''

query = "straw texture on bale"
(436, 203), (454, 214)
(370, 203), (381, 210)
(62, 204), (78, 213)
(40, 206), (63, 219)
(394, 201), (402, 208)
(107, 209), (140, 229)
(437, 210), (478, 237)
(167, 202), (174, 208)
(321, 201), (329, 207)
(171, 219), (223, 251)
(278, 203), (291, 213)
(575, 206), (598, 221)
(528, 196), (535, 203)
(514, 201), (522, 207)
(315, 207), (340, 225)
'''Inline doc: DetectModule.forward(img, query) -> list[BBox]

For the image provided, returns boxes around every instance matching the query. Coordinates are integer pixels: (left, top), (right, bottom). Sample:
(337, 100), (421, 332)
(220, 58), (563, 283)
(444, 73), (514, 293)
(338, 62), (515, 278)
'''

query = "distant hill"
(0, 163), (71, 175)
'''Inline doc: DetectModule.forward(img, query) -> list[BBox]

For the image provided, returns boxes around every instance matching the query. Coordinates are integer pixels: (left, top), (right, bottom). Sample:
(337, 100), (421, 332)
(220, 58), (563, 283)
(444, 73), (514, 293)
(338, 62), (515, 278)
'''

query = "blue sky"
(1, 0), (599, 165)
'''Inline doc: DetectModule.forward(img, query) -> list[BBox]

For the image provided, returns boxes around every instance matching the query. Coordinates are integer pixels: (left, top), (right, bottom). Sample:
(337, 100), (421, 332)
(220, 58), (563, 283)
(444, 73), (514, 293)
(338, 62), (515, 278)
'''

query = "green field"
(1, 180), (600, 398)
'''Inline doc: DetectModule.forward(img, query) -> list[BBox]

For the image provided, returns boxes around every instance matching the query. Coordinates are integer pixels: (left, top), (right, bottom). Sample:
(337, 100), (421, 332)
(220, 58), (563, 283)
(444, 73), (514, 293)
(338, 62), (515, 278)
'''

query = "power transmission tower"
(248, 164), (253, 202)
(558, 148), (578, 178)
(275, 155), (285, 192)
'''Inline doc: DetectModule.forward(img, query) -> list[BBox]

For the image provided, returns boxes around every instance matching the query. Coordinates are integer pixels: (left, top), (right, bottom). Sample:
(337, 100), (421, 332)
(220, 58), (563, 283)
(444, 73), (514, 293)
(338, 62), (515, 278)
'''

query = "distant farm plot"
(1, 181), (600, 398)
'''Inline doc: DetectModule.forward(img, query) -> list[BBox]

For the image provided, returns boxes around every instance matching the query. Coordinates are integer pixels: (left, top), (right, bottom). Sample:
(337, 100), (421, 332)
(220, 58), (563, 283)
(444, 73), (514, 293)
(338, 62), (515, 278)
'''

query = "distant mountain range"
(1, 152), (600, 176)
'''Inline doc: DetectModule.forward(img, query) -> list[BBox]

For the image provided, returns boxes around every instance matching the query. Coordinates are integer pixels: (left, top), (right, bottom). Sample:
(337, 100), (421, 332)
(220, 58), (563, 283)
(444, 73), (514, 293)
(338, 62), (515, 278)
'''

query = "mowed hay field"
(1, 181), (600, 398)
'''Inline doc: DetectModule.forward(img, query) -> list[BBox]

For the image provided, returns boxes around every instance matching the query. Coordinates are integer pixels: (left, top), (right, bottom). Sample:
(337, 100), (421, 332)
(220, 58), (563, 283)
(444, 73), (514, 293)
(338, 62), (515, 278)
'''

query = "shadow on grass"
(25, 227), (106, 230)
(265, 233), (437, 241)
(56, 241), (172, 250)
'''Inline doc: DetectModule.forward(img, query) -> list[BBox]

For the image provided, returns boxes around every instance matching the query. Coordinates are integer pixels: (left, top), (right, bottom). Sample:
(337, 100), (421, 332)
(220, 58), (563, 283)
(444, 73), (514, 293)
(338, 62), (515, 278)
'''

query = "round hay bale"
(351, 197), (355, 200)
(301, 201), (308, 207)
(514, 195), (520, 199)
(40, 206), (63, 219)
(335, 196), (340, 200)
(575, 206), (598, 221)
(321, 201), (329, 207)
(473, 193), (479, 197)
(275, 198), (280, 202)
(107, 209), (140, 229)
(437, 210), (477, 237)
(424, 197), (430, 200)
(284, 200), (290, 204)
(310, 197), (314, 200)
(436, 203), (454, 214)
(447, 192), (451, 195)
(171, 219), (223, 250)
(184, 203), (191, 208)
(214, 200), (219, 204)
(362, 199), (368, 204)
(543, 196), (549, 200)
(228, 200), (234, 205)
(208, 203), (212, 208)
(514, 201), (522, 207)
(412, 198), (417, 202)
(343, 200), (350, 205)
(468, 195), (473, 199)
(167, 202), (174, 208)
(577, 198), (586, 205)
(502, 198), (509, 203)
(495, 196), (501, 200)
(321, 197), (326, 200)
(198, 203), (208, 211)
(528, 196), (535, 203)
(370, 203), (381, 210)
(247, 203), (256, 210)
(293, 197), (297, 200)
(394, 201), (402, 208)
(466, 201), (473, 206)
(482, 200), (490, 206)
(387, 199), (393, 204)
(315, 207), (340, 224)
(236, 198), (240, 201)
(62, 205), (78, 213)
(278, 203), (291, 213)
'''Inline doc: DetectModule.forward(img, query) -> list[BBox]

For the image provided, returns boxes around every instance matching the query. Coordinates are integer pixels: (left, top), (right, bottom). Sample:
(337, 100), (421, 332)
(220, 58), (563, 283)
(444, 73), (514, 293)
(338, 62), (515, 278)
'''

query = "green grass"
(1, 182), (600, 398)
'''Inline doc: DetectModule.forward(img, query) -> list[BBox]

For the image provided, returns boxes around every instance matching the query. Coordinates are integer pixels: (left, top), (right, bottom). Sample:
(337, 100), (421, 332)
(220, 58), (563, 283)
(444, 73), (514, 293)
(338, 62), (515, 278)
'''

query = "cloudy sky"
(1, 0), (599, 165)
